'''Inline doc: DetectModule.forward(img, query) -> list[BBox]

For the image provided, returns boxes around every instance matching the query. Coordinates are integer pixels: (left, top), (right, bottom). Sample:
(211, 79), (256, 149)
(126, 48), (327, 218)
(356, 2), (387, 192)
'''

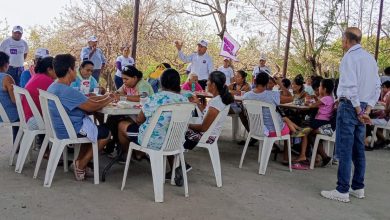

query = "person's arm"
(340, 56), (361, 113)
(89, 46), (97, 59)
(189, 106), (219, 132)
(243, 83), (251, 92)
(115, 60), (122, 71)
(178, 50), (193, 63)
(309, 99), (322, 108)
(189, 94), (205, 112)
(23, 40), (29, 60)
(78, 95), (113, 112)
(4, 76), (16, 103)
(207, 56), (214, 75)
(100, 50), (106, 70)
(80, 47), (89, 61)
(274, 77), (292, 103)
(366, 69), (381, 109)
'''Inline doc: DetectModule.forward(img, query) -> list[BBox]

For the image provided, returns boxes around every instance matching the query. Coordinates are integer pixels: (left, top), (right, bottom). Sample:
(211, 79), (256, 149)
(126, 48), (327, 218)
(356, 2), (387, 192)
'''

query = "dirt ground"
(0, 119), (389, 220)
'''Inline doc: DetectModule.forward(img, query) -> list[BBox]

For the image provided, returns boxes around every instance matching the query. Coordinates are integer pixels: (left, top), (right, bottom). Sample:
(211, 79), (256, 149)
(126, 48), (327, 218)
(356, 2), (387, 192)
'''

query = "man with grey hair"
(321, 27), (381, 203)
(80, 35), (106, 82)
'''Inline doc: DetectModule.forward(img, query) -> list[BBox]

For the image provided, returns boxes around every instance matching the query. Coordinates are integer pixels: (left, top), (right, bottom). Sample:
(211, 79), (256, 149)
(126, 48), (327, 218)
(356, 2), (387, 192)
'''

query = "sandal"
(73, 160), (86, 181)
(291, 162), (309, 170)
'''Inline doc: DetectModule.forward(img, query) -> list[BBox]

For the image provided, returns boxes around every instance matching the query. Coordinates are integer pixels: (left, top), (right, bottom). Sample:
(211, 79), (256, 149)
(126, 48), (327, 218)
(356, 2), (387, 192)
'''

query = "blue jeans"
(114, 75), (123, 89)
(335, 99), (367, 193)
(7, 66), (24, 86)
(148, 78), (159, 93)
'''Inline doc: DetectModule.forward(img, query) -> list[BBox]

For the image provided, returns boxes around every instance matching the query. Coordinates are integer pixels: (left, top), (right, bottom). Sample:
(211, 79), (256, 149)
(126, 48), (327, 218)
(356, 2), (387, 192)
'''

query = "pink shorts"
(268, 123), (290, 137)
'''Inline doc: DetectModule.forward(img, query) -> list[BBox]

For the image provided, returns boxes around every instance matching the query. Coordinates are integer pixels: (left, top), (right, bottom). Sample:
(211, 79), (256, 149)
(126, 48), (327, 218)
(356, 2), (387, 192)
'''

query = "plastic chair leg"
(63, 146), (69, 172)
(9, 127), (23, 166)
(179, 152), (189, 197)
(287, 138), (292, 172)
(15, 131), (35, 173)
(92, 143), (99, 185)
(149, 153), (164, 202)
(121, 147), (133, 191)
(259, 138), (274, 175)
(258, 140), (263, 163)
(44, 143), (65, 187)
(371, 126), (378, 147)
(170, 155), (179, 185)
(310, 136), (321, 169)
(208, 144), (222, 187)
(239, 135), (251, 168)
(33, 135), (49, 178)
(232, 116), (239, 141)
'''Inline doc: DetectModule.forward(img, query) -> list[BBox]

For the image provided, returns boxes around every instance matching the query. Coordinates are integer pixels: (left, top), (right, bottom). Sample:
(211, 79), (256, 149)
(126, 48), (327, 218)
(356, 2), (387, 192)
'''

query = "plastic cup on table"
(120, 96), (127, 101)
(93, 88), (100, 95)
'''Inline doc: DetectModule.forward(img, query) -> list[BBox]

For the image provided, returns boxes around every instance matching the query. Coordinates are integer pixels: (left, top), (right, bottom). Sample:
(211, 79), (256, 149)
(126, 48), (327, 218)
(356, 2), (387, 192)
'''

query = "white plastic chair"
(121, 103), (195, 203)
(370, 122), (390, 147)
(310, 131), (336, 169)
(0, 98), (22, 166)
(194, 104), (230, 187)
(37, 90), (99, 187)
(239, 100), (292, 175)
(13, 86), (48, 173)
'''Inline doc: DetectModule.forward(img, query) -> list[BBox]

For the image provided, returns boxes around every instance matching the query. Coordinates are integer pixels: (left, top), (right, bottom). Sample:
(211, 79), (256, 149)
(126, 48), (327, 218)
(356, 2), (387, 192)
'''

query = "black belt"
(339, 97), (350, 102)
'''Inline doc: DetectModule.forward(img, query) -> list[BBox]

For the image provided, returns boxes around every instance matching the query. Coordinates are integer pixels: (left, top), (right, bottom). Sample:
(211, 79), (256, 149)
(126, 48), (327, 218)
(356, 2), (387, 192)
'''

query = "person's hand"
(91, 45), (97, 52)
(358, 114), (372, 124)
(190, 94), (200, 104)
(174, 40), (183, 51)
(99, 86), (106, 95)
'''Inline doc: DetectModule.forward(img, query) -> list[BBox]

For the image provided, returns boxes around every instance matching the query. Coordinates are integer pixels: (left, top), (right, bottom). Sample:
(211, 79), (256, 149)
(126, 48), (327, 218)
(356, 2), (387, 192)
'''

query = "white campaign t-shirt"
(252, 66), (271, 77)
(217, 66), (234, 85)
(202, 95), (228, 137)
(115, 55), (135, 77)
(0, 37), (29, 67)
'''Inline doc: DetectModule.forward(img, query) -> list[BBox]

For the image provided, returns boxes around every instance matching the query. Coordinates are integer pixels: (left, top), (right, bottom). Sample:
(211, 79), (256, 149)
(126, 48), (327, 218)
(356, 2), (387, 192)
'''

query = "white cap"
(12, 25), (23, 33)
(88, 35), (98, 42)
(35, 48), (50, 58)
(197, 39), (208, 48)
(223, 57), (230, 61)
(259, 54), (267, 61)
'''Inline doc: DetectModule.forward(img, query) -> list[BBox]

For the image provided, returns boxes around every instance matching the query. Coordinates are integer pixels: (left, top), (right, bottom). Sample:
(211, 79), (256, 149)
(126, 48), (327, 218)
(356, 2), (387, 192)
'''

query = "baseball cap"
(35, 48), (50, 58)
(223, 57), (230, 61)
(88, 36), (98, 42)
(197, 39), (208, 48)
(12, 25), (23, 34)
(259, 54), (267, 61)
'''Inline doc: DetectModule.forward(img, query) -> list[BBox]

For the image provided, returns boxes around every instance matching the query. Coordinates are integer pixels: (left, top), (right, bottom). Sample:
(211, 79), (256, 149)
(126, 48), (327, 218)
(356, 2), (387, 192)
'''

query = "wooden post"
(282, 0), (295, 78)
(374, 0), (384, 61)
(131, 0), (140, 62)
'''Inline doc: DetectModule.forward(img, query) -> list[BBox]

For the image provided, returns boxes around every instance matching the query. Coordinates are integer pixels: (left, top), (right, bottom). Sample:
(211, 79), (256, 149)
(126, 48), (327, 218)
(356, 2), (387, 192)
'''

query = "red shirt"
(22, 74), (54, 121)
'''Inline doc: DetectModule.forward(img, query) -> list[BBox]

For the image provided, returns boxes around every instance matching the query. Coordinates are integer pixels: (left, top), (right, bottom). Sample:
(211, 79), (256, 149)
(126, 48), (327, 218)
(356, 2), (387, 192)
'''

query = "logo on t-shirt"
(10, 49), (17, 54)
(203, 60), (206, 64)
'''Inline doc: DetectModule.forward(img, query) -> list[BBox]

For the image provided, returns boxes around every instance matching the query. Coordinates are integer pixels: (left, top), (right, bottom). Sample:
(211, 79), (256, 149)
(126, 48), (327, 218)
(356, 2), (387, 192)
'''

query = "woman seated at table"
(117, 68), (188, 159)
(228, 70), (251, 96)
(22, 56), (57, 131)
(70, 60), (104, 95)
(182, 73), (203, 92)
(48, 54), (114, 181)
(0, 52), (19, 141)
(292, 74), (308, 105)
(115, 65), (154, 102)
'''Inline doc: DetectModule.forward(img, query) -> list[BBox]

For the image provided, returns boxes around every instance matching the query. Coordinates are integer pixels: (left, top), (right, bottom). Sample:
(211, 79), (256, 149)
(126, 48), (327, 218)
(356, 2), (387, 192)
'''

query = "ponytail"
(209, 71), (234, 105)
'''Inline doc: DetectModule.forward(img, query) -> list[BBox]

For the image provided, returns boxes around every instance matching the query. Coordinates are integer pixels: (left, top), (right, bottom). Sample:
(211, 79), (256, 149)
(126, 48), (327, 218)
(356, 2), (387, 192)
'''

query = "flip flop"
(291, 162), (309, 170)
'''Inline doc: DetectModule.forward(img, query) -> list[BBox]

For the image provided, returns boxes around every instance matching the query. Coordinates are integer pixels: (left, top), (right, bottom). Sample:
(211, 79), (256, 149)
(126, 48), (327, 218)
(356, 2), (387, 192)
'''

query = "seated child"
(292, 74), (308, 106)
(182, 73), (203, 92)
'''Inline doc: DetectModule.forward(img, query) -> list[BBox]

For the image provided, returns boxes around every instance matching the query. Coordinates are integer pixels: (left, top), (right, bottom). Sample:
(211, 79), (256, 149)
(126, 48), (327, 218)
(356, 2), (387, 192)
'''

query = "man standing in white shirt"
(175, 39), (214, 90)
(80, 36), (106, 82)
(0, 25), (29, 86)
(217, 57), (234, 85)
(252, 55), (271, 85)
(321, 27), (381, 203)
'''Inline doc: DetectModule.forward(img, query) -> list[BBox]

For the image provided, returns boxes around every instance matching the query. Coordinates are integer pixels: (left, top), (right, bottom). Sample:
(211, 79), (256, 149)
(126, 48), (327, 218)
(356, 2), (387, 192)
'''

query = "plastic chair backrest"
(0, 101), (10, 123)
(13, 86), (45, 130)
(140, 103), (195, 152)
(39, 90), (78, 140)
(199, 104), (230, 143)
(243, 100), (282, 137)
